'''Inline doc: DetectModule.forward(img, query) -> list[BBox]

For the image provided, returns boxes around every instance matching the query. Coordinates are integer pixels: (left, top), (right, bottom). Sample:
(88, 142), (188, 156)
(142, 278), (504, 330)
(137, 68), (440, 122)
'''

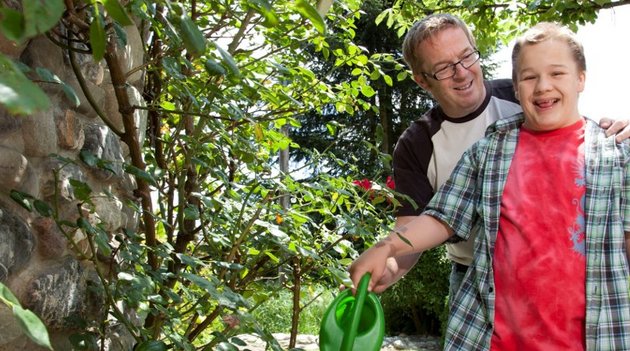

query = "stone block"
(32, 217), (67, 259)
(21, 107), (58, 157)
(0, 205), (34, 282)
(23, 256), (98, 330)
(0, 146), (28, 192)
(0, 106), (22, 136)
(81, 123), (124, 181)
(55, 109), (85, 151)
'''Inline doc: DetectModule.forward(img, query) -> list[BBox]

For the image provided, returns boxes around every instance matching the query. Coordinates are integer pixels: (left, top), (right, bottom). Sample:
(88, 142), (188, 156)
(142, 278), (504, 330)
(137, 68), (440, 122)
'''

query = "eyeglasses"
(422, 50), (481, 80)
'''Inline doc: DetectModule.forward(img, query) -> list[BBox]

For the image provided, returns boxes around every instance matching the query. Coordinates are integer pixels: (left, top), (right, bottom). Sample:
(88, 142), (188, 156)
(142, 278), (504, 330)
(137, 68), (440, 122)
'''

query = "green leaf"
(33, 200), (53, 218)
(0, 55), (50, 114)
(35, 67), (80, 107)
(247, 0), (279, 27)
(22, 0), (64, 39)
(0, 282), (21, 305)
(9, 190), (33, 212)
(396, 71), (408, 81)
(204, 59), (226, 76)
(134, 340), (168, 351)
(0, 8), (25, 42)
(176, 15), (206, 57)
(124, 164), (158, 187)
(89, 13), (107, 61)
(383, 74), (393, 87)
(214, 44), (241, 77)
(360, 84), (375, 98)
(181, 273), (218, 293)
(294, 0), (326, 35)
(183, 205), (200, 220)
(395, 231), (413, 247)
(12, 305), (53, 349)
(79, 149), (99, 167)
(69, 179), (93, 202)
(77, 218), (112, 256)
(102, 0), (133, 26)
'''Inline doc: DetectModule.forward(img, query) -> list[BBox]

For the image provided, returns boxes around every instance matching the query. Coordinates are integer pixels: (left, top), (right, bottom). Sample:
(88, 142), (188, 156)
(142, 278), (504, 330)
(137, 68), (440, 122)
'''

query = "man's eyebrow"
(433, 47), (475, 68)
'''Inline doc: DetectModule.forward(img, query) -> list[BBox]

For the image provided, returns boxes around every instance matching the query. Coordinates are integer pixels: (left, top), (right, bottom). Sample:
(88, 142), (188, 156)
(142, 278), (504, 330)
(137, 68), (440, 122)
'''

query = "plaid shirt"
(424, 114), (630, 350)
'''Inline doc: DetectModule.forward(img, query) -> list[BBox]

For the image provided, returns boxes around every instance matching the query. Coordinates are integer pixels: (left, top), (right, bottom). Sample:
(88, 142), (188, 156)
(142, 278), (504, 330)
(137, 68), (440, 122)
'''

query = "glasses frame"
(422, 50), (481, 81)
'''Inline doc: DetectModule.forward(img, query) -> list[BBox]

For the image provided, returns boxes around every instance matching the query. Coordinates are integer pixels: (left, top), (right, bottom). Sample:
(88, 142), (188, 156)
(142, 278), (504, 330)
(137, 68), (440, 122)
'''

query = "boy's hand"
(348, 242), (392, 294)
(600, 117), (630, 143)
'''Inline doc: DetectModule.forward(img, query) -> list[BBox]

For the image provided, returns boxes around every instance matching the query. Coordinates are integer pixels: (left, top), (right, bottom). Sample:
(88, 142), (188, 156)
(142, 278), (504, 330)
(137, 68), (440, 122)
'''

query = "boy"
(349, 22), (630, 350)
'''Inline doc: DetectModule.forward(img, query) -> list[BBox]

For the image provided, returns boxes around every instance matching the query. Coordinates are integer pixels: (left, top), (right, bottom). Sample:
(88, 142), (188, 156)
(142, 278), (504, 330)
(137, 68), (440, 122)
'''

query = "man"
(368, 14), (629, 300)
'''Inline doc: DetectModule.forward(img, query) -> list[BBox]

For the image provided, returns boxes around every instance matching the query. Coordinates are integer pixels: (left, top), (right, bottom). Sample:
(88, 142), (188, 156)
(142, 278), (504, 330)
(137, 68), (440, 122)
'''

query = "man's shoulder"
(487, 79), (516, 100)
(399, 108), (442, 141)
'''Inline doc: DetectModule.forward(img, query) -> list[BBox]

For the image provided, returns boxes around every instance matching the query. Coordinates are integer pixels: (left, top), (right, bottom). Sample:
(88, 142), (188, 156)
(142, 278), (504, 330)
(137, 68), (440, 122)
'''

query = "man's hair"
(402, 13), (476, 76)
(511, 22), (586, 82)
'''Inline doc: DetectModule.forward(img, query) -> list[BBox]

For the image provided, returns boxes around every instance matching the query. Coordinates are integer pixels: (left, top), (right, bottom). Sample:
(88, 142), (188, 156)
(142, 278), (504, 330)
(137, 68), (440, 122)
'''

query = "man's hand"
(600, 117), (630, 143)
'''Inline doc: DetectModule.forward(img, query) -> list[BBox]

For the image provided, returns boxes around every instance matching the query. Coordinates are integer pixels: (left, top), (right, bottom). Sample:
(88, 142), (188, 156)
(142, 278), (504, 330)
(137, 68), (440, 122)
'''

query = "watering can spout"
(319, 273), (385, 351)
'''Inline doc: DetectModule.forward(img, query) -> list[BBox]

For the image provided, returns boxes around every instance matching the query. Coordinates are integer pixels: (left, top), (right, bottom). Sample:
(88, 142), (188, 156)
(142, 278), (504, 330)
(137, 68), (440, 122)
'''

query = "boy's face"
(514, 38), (585, 131)
(413, 27), (486, 118)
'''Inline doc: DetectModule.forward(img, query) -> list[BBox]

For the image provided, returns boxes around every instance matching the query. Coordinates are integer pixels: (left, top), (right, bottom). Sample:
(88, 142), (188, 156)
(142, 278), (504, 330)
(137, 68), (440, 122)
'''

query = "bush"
(380, 246), (450, 337)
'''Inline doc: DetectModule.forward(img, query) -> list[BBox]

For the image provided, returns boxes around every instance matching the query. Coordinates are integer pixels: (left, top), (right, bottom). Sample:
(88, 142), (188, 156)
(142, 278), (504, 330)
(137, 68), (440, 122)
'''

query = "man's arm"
(349, 214), (452, 293)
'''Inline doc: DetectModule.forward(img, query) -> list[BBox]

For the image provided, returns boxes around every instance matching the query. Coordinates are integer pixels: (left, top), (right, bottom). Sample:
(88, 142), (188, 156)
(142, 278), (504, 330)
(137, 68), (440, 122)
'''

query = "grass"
(252, 284), (335, 334)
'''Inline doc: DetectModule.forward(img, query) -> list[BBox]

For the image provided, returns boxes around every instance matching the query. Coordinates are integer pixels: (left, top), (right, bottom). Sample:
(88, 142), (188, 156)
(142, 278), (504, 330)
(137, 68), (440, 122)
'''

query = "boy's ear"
(578, 71), (586, 93)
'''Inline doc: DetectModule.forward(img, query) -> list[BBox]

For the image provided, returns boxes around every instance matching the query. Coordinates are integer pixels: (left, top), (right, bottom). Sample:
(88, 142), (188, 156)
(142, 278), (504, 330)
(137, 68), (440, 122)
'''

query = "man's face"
(514, 39), (585, 131)
(413, 27), (486, 118)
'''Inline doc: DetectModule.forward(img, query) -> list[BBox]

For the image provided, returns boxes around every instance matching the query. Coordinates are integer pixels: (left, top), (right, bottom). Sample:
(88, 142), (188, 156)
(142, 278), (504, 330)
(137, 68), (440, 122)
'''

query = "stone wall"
(0, 10), (146, 351)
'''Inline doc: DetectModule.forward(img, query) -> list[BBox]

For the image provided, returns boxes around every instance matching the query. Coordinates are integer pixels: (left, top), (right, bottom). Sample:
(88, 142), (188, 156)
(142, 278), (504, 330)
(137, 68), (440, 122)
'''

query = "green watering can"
(319, 273), (385, 351)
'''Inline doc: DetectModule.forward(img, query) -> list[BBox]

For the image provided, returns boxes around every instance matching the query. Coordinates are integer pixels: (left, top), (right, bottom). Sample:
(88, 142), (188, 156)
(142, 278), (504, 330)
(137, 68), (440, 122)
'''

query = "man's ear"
(413, 73), (430, 91)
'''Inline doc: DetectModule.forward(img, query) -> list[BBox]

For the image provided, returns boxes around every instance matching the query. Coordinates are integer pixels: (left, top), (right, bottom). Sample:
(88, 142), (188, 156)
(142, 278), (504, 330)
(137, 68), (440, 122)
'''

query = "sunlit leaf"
(0, 283), (20, 305)
(89, 13), (106, 61)
(294, 0), (326, 35)
(247, 0), (279, 27)
(102, 0), (133, 26)
(12, 305), (53, 349)
(0, 55), (50, 114)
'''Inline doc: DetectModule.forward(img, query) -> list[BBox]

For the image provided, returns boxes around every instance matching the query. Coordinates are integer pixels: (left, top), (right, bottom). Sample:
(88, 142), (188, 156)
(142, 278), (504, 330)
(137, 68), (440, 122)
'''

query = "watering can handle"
(340, 273), (371, 351)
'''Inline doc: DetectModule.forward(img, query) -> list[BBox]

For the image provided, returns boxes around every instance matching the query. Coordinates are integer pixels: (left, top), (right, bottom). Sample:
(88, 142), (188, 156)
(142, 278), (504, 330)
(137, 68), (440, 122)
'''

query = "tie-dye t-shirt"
(490, 118), (586, 350)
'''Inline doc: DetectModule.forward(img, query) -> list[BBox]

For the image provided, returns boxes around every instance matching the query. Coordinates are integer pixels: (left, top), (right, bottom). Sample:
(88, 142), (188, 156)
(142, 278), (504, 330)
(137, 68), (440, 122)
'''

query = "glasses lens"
(432, 50), (479, 80)
(434, 66), (453, 80)
(462, 51), (480, 68)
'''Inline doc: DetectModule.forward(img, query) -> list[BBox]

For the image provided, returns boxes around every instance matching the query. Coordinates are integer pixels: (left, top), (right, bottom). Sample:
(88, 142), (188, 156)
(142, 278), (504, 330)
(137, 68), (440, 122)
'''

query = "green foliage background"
(1, 0), (629, 349)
